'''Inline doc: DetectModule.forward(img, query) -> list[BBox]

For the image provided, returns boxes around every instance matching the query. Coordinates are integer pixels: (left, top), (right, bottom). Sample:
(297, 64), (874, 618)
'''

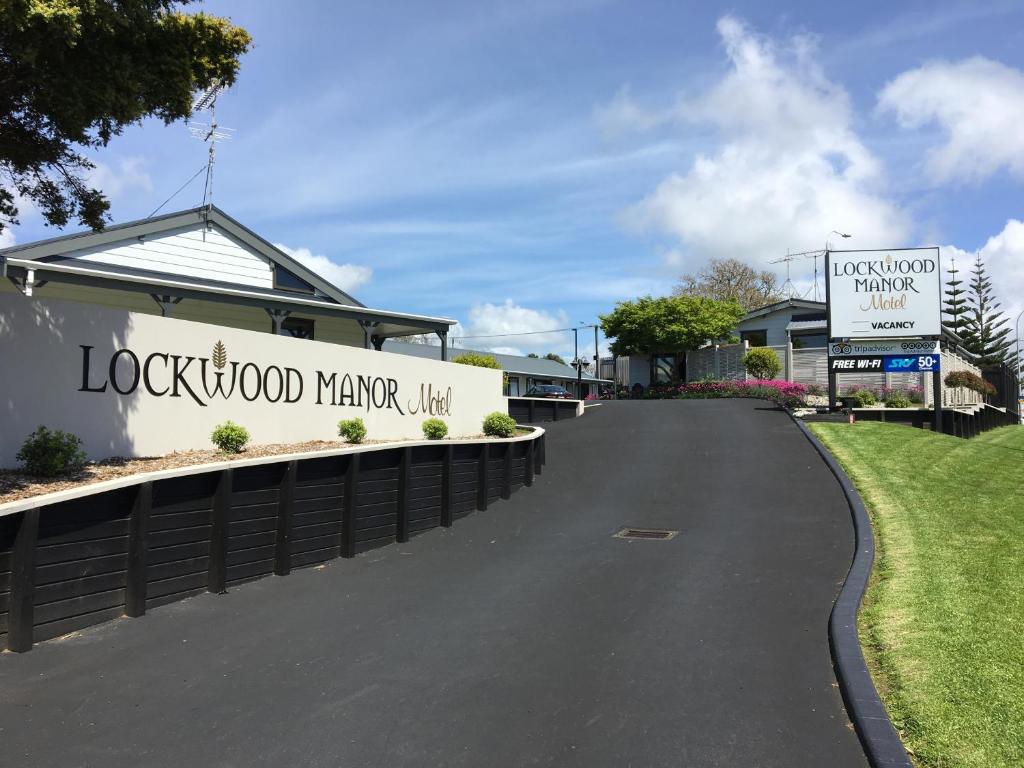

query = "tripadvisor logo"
(77, 340), (410, 414)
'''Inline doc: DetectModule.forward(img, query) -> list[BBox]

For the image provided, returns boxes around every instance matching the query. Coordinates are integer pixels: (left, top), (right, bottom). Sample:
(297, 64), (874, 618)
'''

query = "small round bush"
(211, 421), (250, 454)
(16, 426), (87, 477)
(482, 411), (517, 438)
(851, 388), (877, 407)
(421, 418), (448, 440)
(741, 347), (782, 380)
(885, 392), (912, 408)
(338, 417), (367, 444)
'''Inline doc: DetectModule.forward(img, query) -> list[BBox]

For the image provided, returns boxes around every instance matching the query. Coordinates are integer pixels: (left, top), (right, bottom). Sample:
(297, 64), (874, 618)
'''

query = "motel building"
(0, 206), (513, 464)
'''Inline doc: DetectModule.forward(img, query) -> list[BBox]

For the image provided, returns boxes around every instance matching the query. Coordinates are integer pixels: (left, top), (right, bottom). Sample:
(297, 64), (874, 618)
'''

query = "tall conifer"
(942, 254), (970, 338)
(962, 253), (1012, 366)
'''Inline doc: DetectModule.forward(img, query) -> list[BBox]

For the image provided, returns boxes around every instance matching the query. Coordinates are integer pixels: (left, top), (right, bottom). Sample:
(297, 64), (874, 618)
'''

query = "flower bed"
(643, 379), (808, 408)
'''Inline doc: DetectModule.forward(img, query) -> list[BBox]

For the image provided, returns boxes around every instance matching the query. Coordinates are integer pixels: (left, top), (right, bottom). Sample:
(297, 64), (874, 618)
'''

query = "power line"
(451, 324), (598, 341)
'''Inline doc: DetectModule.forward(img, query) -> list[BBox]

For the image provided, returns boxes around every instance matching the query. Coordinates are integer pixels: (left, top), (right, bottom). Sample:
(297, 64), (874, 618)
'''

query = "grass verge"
(809, 422), (1023, 767)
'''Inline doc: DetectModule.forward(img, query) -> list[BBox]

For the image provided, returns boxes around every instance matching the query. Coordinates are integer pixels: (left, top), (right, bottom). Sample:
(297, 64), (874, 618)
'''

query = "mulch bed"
(0, 430), (532, 505)
(0, 440), (358, 505)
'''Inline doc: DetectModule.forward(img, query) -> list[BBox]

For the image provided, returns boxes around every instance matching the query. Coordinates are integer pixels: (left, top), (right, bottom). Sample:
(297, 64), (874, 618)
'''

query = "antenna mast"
(188, 80), (234, 221)
(769, 251), (800, 299)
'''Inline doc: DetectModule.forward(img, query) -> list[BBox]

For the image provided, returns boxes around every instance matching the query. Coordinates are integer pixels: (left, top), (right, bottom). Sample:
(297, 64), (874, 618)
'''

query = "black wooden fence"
(0, 432), (545, 653)
(507, 397), (581, 423)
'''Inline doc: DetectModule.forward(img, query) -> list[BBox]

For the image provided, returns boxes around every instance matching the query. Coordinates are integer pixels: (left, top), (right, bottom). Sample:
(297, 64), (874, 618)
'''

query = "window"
(275, 264), (316, 294)
(652, 354), (676, 384)
(792, 333), (826, 349)
(791, 311), (826, 322)
(740, 329), (768, 347)
(278, 317), (314, 339)
(507, 378), (520, 397)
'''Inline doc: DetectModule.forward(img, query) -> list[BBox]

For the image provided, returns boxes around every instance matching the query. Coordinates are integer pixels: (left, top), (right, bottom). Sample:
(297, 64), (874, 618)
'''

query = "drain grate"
(614, 527), (679, 541)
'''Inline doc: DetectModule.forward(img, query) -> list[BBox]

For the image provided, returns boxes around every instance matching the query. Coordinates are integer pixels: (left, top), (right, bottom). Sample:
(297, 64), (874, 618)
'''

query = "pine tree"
(942, 254), (970, 338)
(961, 252), (1013, 367)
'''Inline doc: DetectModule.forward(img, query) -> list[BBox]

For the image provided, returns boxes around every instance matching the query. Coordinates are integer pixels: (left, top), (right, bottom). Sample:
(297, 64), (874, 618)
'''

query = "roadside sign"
(829, 339), (940, 356)
(829, 354), (940, 373)
(826, 248), (941, 339)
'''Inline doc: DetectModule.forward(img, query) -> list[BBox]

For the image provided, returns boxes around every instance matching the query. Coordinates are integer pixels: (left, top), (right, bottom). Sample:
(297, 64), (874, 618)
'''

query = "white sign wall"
(827, 248), (941, 339)
(0, 295), (504, 466)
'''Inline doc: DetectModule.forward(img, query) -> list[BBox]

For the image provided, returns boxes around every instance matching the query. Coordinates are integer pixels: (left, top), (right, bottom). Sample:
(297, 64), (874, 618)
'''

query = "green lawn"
(809, 422), (1024, 768)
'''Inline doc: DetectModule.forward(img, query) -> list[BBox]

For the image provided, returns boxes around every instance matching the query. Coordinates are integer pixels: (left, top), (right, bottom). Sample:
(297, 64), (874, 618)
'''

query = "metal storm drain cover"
(614, 527), (679, 541)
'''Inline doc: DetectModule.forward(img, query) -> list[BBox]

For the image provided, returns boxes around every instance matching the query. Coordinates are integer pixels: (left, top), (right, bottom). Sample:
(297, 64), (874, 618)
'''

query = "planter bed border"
(0, 428), (546, 653)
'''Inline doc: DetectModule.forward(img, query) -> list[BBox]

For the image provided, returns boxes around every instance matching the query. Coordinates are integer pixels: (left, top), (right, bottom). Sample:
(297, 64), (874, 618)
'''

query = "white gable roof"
(1, 206), (363, 307)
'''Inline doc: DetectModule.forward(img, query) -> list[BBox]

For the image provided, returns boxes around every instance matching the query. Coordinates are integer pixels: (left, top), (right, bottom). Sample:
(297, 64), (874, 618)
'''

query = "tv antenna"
(769, 250), (801, 299)
(187, 79), (234, 218)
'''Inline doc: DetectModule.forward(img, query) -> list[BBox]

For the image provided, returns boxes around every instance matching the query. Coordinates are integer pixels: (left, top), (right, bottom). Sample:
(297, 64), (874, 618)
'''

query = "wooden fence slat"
(207, 469), (232, 594)
(274, 461), (297, 576)
(7, 508), (40, 652)
(124, 481), (152, 617)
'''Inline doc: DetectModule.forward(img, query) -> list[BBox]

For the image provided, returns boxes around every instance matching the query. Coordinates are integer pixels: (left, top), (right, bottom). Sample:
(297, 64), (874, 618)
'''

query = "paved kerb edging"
(788, 413), (912, 768)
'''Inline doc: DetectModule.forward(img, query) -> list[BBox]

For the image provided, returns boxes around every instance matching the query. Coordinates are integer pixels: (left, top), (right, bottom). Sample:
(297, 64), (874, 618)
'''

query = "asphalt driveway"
(0, 399), (867, 767)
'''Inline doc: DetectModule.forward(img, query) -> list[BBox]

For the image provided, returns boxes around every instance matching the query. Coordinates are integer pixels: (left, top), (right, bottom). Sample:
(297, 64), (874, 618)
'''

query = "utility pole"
(594, 324), (600, 390)
(573, 326), (581, 398)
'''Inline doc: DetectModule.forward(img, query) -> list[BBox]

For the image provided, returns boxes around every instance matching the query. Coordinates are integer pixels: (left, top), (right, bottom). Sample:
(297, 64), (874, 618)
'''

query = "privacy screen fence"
(0, 432), (545, 653)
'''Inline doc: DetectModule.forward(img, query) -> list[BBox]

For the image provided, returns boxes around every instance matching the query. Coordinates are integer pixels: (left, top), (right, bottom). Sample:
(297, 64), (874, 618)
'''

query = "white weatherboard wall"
(0, 295), (503, 466)
(62, 223), (274, 289)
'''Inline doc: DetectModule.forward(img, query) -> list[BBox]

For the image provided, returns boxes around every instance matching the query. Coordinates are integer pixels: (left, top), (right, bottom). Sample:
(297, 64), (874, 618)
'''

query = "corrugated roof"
(786, 319), (827, 331)
(383, 341), (610, 382)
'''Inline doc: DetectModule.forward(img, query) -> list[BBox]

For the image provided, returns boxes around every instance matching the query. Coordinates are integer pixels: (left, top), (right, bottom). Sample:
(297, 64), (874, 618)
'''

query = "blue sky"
(6, 0), (1024, 359)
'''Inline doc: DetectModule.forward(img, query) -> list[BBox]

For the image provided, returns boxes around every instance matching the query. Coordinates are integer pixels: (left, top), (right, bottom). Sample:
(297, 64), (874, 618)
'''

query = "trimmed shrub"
(338, 417), (367, 444)
(638, 379), (807, 408)
(421, 418), (448, 440)
(805, 383), (825, 397)
(211, 421), (250, 453)
(741, 347), (782, 380)
(907, 386), (925, 404)
(944, 370), (997, 397)
(16, 426), (88, 477)
(885, 392), (912, 408)
(850, 388), (877, 407)
(482, 411), (517, 438)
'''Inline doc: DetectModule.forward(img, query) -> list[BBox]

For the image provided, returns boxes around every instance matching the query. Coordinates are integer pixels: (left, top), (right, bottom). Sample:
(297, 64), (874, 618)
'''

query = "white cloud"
(87, 157), (153, 199)
(878, 57), (1024, 183)
(594, 86), (664, 138)
(273, 243), (373, 295)
(944, 220), (1024, 338)
(448, 299), (597, 361)
(623, 16), (909, 275)
(0, 228), (15, 249)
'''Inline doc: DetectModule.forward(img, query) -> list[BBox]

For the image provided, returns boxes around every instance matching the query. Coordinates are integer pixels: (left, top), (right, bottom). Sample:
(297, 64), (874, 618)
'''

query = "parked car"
(525, 384), (573, 399)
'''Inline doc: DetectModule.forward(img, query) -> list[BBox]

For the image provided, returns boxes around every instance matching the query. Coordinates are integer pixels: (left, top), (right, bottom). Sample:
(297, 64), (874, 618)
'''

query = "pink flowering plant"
(643, 379), (807, 408)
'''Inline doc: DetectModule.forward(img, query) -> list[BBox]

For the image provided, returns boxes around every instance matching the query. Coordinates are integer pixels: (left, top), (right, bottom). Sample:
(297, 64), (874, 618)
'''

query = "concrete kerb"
(787, 410), (913, 768)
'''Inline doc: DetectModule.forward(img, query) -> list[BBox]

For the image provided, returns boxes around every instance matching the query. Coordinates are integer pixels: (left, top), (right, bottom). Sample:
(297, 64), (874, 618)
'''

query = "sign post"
(825, 248), (943, 431)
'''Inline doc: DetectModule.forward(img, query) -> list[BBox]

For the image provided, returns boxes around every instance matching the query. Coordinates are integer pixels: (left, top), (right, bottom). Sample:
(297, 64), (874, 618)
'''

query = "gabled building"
(733, 298), (827, 349)
(384, 340), (611, 398)
(0, 206), (456, 353)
